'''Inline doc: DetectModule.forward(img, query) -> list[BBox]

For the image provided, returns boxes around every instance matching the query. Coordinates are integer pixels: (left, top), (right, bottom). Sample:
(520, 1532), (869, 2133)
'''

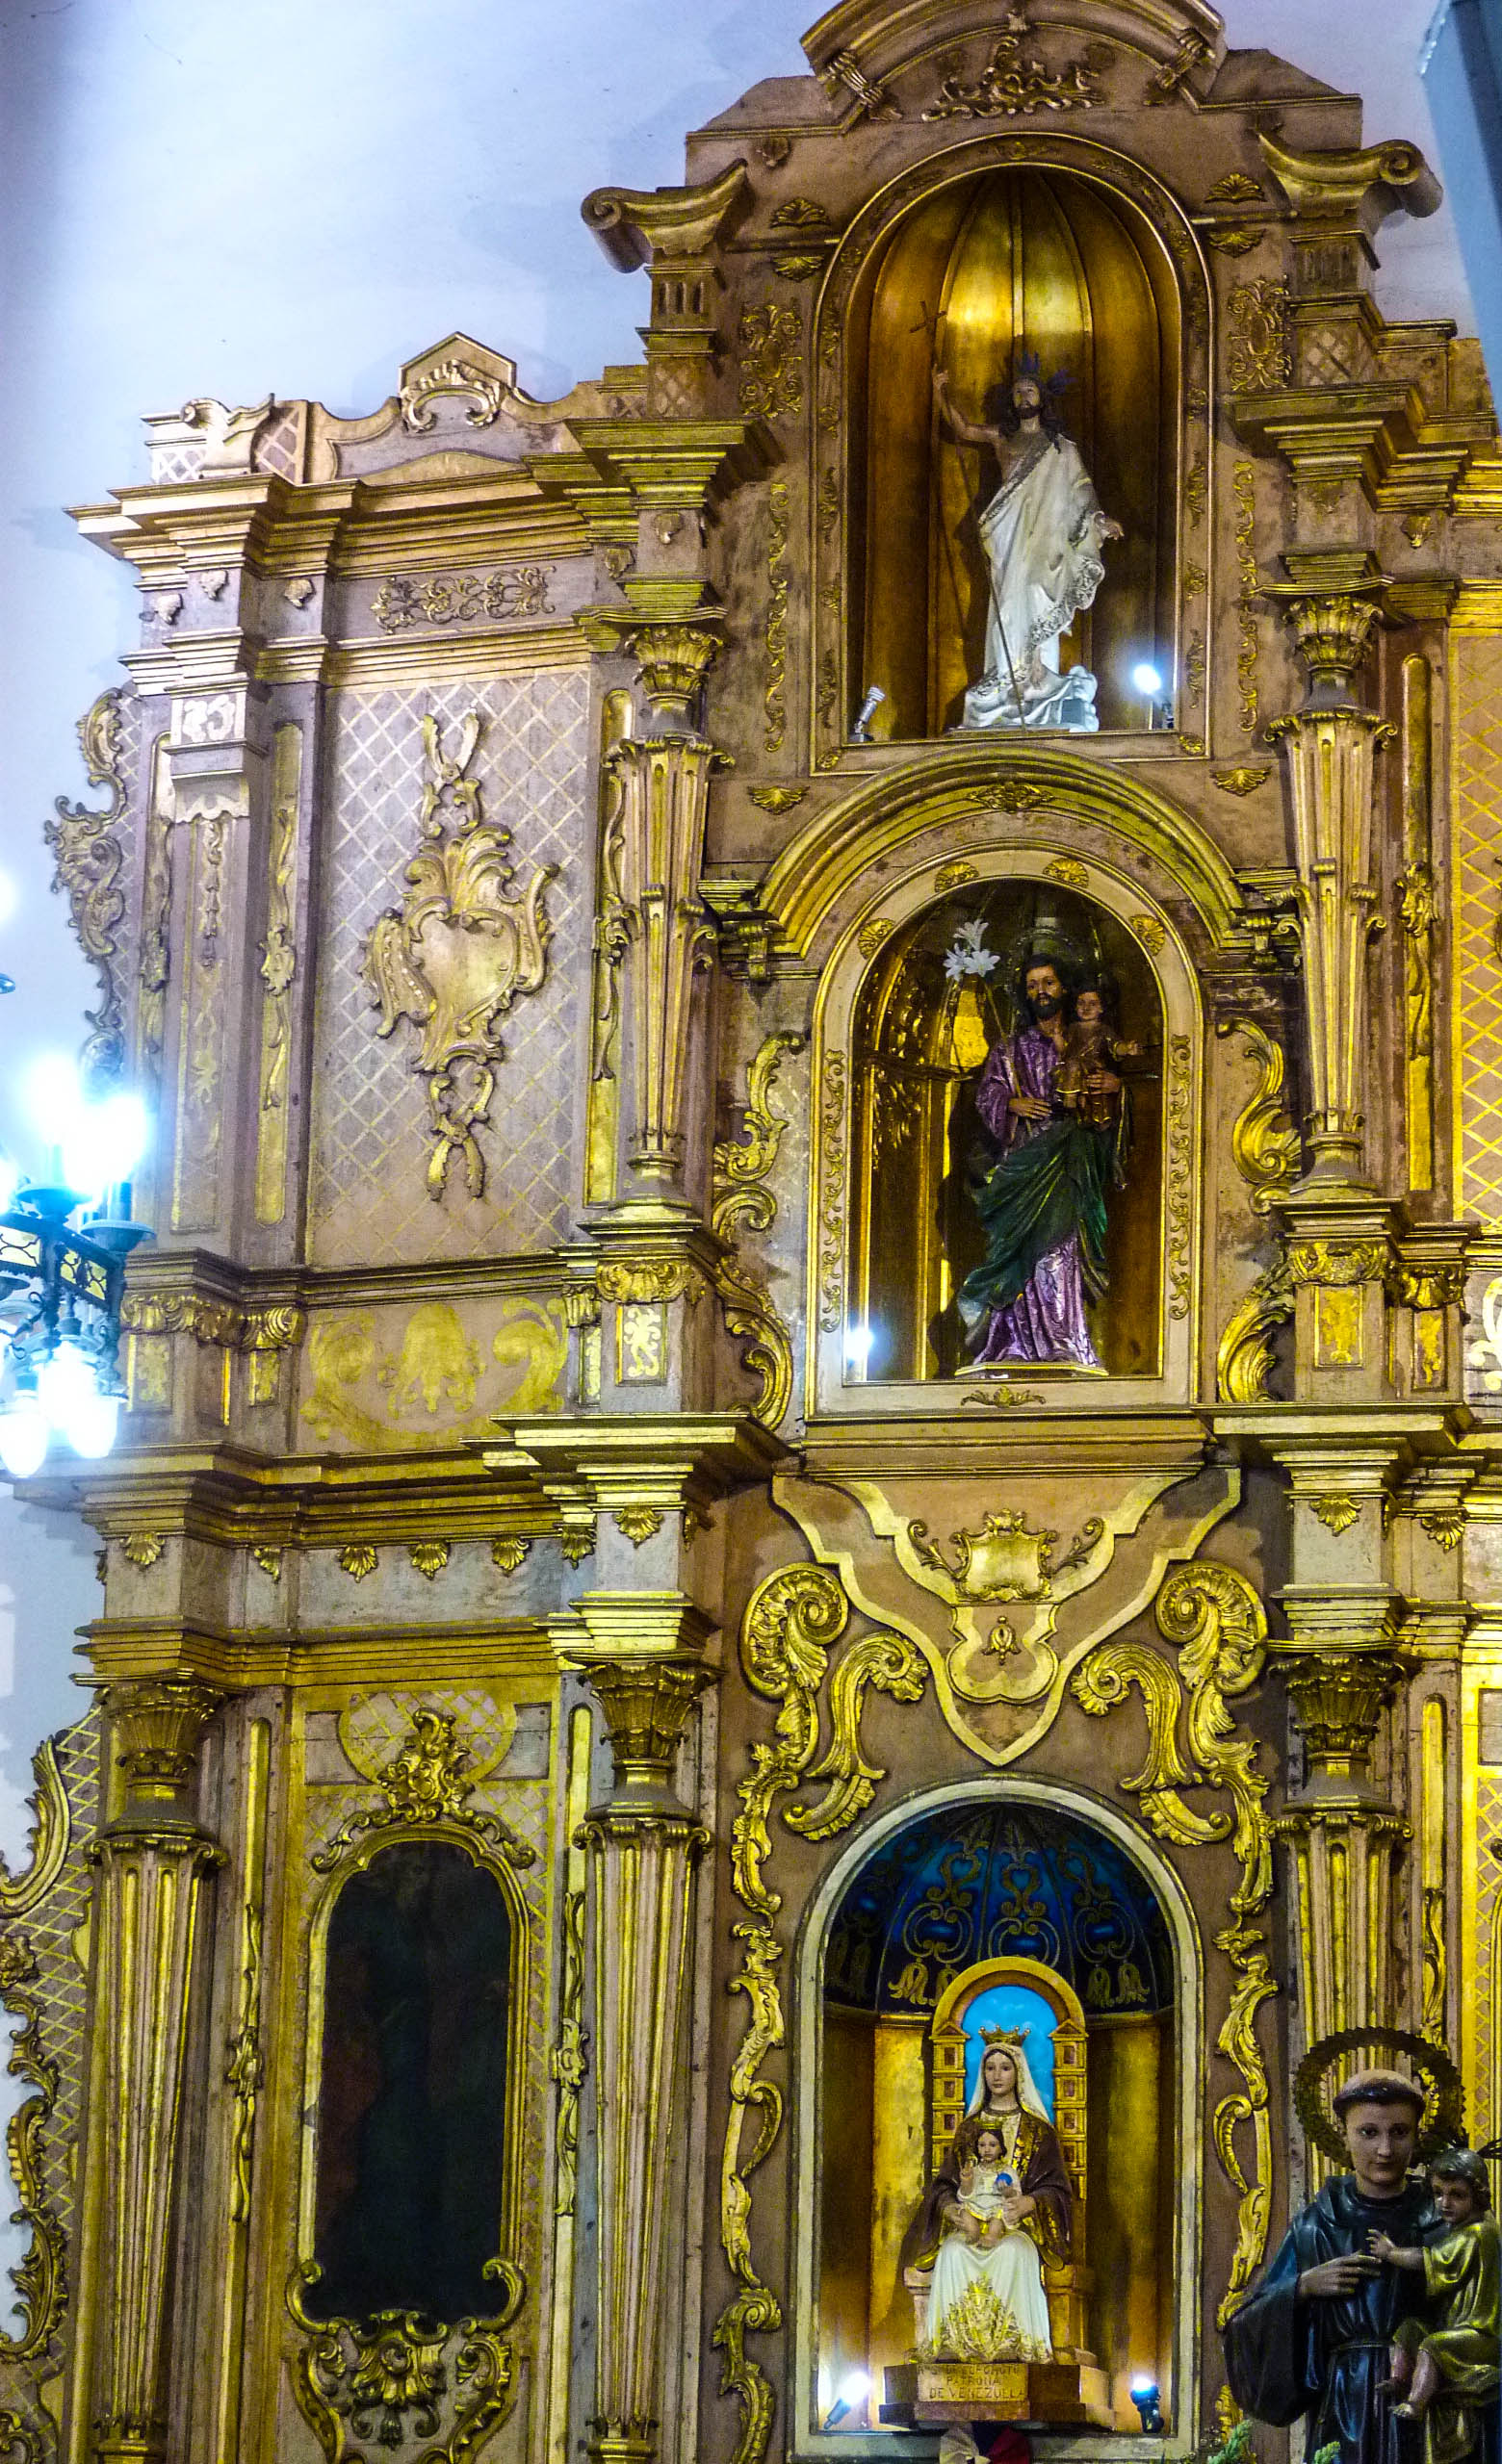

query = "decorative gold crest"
(363, 711), (556, 1200)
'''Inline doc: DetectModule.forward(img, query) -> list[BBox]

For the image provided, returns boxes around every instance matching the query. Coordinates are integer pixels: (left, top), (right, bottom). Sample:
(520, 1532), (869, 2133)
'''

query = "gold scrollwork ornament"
(1073, 1561), (1275, 2323)
(363, 711), (556, 1201)
(714, 1564), (925, 2464)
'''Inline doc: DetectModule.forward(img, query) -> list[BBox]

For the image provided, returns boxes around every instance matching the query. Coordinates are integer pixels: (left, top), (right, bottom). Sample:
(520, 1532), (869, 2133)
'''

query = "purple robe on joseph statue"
(963, 1026), (1103, 1372)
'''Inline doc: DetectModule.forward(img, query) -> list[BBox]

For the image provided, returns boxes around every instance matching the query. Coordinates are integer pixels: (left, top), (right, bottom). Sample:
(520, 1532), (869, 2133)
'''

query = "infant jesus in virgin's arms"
(953, 2126), (1024, 2246)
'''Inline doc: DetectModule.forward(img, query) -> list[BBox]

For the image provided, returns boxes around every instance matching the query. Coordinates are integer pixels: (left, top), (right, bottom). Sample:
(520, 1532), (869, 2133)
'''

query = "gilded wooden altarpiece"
(12, 5), (1502, 2463)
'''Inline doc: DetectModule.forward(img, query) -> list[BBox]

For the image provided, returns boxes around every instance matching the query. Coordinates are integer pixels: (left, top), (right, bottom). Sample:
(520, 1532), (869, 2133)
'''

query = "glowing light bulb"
(37, 1343), (95, 1426)
(844, 1324), (874, 1373)
(0, 1398), (48, 1480)
(837, 2373), (870, 2407)
(1131, 662), (1164, 698)
(62, 1386), (120, 1459)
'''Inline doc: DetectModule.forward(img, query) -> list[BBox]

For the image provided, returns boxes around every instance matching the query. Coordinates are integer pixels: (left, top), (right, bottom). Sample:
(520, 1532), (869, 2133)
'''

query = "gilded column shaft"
(1269, 706), (1389, 1175)
(607, 733), (722, 1188)
(583, 1806), (708, 2456)
(85, 1685), (222, 2464)
(578, 1657), (711, 2464)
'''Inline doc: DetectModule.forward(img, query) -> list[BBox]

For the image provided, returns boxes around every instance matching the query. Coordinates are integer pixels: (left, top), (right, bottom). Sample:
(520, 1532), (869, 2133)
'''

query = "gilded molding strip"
(1450, 632), (1502, 1221)
(711, 1034), (803, 1431)
(1399, 653), (1436, 1194)
(1073, 1561), (1275, 2324)
(816, 1054), (848, 1334)
(0, 1933), (66, 2364)
(1164, 1034), (1194, 1322)
(171, 808), (228, 1233)
(1219, 1018), (1300, 1214)
(584, 690), (633, 1207)
(715, 1565), (925, 2464)
(1232, 465), (1259, 740)
(545, 1703), (593, 2464)
(255, 724), (302, 1223)
(213, 1717), (271, 2464)
(764, 482), (790, 754)
(136, 738), (173, 1101)
(43, 688), (129, 1088)
(1420, 1697), (1447, 2038)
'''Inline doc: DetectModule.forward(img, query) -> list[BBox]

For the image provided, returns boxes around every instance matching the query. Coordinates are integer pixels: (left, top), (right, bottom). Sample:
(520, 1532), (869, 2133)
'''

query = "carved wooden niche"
(827, 148), (1196, 746)
(848, 878), (1165, 1381)
(304, 1837), (520, 2323)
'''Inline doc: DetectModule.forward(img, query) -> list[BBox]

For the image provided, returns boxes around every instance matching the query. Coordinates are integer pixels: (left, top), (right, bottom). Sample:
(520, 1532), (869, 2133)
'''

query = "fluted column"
(605, 698), (725, 1193)
(1270, 1594), (1409, 2177)
(577, 1640), (712, 2464)
(1265, 551), (1392, 1183)
(89, 1681), (223, 2464)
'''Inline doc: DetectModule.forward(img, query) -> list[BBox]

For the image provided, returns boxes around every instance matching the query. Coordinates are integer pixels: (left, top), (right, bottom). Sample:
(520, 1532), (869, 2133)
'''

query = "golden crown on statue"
(978, 2024), (1030, 2048)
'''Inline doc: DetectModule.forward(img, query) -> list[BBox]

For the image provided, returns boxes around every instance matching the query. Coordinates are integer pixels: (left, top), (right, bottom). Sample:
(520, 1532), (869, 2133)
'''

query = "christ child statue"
(955, 2125), (1019, 2246)
(1369, 2146), (1499, 2464)
(1054, 986), (1138, 1132)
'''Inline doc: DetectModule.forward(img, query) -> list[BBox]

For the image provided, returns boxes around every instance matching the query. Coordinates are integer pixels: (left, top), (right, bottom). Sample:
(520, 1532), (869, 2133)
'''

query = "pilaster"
(80, 1681), (223, 2464)
(573, 1634), (712, 2464)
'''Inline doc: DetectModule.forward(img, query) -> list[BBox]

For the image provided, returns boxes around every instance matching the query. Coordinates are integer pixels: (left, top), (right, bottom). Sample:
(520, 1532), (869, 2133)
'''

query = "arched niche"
(298, 1831), (529, 2328)
(811, 135), (1211, 763)
(809, 821), (1204, 1416)
(849, 874), (1164, 1380)
(793, 1783), (1203, 2451)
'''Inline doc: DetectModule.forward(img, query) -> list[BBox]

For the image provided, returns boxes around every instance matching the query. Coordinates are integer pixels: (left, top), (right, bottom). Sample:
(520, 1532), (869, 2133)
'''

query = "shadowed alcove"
(849, 167), (1183, 738)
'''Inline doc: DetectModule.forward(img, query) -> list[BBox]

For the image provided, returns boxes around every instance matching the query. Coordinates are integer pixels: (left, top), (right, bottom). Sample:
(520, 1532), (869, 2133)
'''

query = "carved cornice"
(581, 161), (749, 273)
(798, 0), (1225, 97)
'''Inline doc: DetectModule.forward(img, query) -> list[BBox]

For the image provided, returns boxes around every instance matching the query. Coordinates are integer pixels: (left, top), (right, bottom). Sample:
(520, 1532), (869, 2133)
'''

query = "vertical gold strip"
(1420, 1697), (1447, 2036)
(546, 1704), (594, 2464)
(1400, 654), (1435, 1193)
(214, 1717), (271, 2463)
(584, 690), (633, 1205)
(171, 811), (228, 1233)
(1451, 630), (1502, 1219)
(255, 726), (302, 1223)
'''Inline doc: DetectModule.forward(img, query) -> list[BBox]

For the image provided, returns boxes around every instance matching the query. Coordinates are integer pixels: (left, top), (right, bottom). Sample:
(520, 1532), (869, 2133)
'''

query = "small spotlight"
(844, 1324), (874, 1376)
(1131, 663), (1164, 698)
(822, 2370), (871, 2430)
(1130, 2378), (1163, 2434)
(850, 684), (887, 743)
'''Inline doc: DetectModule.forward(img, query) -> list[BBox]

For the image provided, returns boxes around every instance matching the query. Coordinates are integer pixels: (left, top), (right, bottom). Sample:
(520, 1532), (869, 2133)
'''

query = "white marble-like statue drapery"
(934, 361), (1122, 732)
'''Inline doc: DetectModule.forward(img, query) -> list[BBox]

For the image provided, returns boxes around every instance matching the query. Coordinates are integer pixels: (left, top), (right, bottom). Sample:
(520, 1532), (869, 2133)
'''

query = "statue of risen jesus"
(933, 357), (1122, 732)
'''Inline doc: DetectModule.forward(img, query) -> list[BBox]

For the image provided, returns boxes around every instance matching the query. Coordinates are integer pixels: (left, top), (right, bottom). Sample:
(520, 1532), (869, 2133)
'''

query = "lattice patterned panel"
(1472, 1767), (1502, 2146)
(1453, 635), (1502, 1223)
(308, 674), (588, 1266)
(252, 409), (299, 479)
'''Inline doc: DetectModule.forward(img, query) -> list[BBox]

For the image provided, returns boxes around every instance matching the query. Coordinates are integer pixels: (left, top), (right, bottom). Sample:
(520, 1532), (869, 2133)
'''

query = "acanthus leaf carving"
(717, 1562), (924, 2464)
(1220, 1017), (1301, 1213)
(362, 711), (556, 1201)
(44, 688), (129, 1089)
(1073, 1561), (1274, 2324)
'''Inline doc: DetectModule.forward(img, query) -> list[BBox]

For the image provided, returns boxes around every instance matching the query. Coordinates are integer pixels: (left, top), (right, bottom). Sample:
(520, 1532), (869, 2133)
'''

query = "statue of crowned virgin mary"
(899, 2031), (1074, 2362)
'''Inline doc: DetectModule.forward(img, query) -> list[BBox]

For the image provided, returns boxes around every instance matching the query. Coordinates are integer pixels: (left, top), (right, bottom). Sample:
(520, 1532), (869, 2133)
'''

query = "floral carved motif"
(371, 567), (554, 633)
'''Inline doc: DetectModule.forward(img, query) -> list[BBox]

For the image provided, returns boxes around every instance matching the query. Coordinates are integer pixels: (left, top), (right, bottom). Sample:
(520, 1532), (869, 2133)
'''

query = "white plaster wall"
(0, 0), (1476, 2302)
